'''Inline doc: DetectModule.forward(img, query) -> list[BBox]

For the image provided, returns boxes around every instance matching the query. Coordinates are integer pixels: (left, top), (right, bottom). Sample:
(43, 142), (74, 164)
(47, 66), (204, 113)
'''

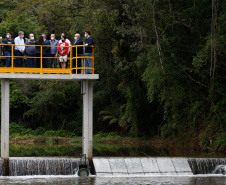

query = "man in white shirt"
(59, 33), (71, 68)
(15, 31), (25, 67)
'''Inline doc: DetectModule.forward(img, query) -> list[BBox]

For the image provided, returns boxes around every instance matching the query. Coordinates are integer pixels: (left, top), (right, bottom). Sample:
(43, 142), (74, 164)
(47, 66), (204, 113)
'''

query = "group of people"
(0, 31), (93, 74)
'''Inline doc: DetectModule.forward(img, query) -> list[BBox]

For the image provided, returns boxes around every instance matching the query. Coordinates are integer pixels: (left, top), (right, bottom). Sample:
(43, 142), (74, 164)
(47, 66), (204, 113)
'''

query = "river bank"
(8, 135), (226, 155)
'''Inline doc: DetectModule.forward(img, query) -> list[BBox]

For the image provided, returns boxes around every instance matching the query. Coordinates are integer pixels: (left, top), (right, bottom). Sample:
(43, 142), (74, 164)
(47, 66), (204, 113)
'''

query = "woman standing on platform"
(58, 36), (69, 69)
(35, 36), (45, 68)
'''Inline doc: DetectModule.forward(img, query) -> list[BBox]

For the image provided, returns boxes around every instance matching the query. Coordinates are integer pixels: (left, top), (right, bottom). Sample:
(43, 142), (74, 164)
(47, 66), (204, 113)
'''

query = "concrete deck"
(0, 73), (99, 81)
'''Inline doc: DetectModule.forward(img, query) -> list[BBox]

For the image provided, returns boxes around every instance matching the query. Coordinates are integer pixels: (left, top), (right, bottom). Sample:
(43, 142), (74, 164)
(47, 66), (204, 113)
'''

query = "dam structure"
(0, 44), (225, 177)
(0, 157), (225, 176)
(0, 44), (97, 175)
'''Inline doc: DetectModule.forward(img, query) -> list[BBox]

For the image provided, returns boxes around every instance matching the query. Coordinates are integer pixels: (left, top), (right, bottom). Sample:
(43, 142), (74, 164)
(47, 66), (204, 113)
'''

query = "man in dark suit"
(42, 34), (50, 68)
(72, 33), (83, 74)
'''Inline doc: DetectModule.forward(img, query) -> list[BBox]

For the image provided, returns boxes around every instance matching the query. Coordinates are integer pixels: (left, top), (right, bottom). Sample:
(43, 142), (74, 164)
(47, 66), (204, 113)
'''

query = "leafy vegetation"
(8, 122), (76, 140)
(0, 0), (225, 151)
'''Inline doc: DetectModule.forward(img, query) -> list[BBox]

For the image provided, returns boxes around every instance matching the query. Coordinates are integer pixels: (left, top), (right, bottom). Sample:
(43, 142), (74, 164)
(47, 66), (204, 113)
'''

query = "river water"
(0, 175), (225, 185)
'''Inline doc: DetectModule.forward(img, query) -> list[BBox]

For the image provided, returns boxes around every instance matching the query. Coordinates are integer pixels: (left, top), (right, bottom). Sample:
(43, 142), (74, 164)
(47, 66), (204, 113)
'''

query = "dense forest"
(0, 0), (225, 150)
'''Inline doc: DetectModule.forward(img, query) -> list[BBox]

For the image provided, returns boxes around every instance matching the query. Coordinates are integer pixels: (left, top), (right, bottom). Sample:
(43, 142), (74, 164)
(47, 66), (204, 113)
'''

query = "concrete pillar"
(82, 80), (93, 161)
(1, 79), (10, 159)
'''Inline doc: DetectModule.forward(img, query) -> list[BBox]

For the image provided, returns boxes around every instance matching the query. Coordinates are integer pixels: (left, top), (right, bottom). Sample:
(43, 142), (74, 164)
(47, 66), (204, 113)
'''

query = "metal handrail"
(0, 44), (94, 74)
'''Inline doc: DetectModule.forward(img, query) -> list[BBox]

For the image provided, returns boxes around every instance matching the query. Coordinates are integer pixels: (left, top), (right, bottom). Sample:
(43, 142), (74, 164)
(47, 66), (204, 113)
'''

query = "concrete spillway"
(93, 157), (193, 176)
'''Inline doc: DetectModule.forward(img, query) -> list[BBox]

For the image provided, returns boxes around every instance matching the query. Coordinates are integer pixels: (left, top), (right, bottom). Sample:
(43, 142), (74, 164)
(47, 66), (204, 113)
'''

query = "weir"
(0, 157), (224, 176)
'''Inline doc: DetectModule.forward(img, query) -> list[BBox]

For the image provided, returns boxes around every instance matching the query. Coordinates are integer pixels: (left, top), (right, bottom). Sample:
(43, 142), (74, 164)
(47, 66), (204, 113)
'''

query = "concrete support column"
(82, 80), (93, 161)
(1, 79), (10, 159)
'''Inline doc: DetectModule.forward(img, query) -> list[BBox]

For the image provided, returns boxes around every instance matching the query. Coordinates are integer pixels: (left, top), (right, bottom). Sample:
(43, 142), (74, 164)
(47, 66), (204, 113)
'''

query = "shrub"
(9, 122), (35, 135)
(33, 136), (48, 143)
(215, 134), (226, 148)
(108, 132), (118, 137)
(44, 130), (76, 137)
(161, 123), (177, 138)
(34, 127), (46, 135)
(95, 131), (109, 137)
(44, 130), (56, 136)
(95, 131), (119, 138)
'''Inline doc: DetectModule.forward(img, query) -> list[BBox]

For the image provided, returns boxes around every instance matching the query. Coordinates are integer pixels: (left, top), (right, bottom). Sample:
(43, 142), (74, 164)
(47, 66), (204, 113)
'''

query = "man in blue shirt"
(84, 31), (93, 74)
(49, 34), (59, 68)
(3, 32), (14, 67)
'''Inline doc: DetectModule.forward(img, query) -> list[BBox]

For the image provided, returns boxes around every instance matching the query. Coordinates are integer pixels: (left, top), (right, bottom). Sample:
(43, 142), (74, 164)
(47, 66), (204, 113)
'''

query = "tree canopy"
(0, 0), (225, 150)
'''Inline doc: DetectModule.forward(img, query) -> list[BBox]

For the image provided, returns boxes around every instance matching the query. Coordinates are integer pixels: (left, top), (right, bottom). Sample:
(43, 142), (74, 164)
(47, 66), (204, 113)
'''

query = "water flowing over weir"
(9, 157), (82, 176)
(0, 158), (4, 176)
(0, 157), (87, 176)
(188, 158), (226, 175)
(9, 157), (80, 176)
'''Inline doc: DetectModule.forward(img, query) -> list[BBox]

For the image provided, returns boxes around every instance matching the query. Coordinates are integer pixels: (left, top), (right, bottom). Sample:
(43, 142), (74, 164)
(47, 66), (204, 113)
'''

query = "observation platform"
(0, 44), (96, 77)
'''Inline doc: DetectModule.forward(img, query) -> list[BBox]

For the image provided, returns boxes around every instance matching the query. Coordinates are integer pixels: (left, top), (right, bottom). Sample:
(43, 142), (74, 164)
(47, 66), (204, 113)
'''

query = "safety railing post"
(70, 45), (72, 74)
(76, 46), (78, 74)
(40, 46), (43, 74)
(11, 45), (14, 73)
(92, 46), (94, 74)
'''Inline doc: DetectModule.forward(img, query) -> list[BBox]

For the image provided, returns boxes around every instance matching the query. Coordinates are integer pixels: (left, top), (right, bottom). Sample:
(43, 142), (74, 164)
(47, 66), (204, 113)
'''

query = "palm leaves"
(99, 111), (119, 125)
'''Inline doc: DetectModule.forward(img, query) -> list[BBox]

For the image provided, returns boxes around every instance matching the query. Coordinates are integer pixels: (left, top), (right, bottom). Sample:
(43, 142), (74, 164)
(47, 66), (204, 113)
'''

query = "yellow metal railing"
(0, 44), (94, 74)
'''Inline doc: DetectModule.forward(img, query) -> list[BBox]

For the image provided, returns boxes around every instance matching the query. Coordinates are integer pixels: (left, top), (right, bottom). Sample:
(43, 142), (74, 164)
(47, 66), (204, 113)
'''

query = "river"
(0, 175), (225, 185)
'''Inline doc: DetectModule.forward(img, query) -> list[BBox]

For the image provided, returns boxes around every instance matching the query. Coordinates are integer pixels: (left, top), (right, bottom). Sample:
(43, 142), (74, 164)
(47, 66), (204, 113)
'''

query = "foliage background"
(0, 0), (225, 149)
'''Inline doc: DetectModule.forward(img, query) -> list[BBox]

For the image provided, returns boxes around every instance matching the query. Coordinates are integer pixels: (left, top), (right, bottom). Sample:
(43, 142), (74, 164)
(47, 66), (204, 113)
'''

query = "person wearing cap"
(15, 31), (25, 67)
(3, 32), (15, 67)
